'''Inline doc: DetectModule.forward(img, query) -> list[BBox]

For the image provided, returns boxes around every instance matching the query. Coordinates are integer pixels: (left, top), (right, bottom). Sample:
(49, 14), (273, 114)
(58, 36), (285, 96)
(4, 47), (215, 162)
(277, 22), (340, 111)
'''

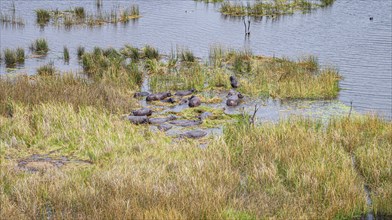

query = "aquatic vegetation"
(30, 38), (49, 55)
(149, 64), (206, 92)
(194, 0), (223, 3)
(121, 44), (140, 62)
(81, 47), (143, 88)
(3, 49), (17, 67)
(179, 48), (196, 64)
(0, 101), (389, 219)
(63, 46), (70, 62)
(34, 5), (141, 28)
(35, 9), (50, 25)
(77, 46), (85, 59)
(142, 45), (160, 60)
(3, 48), (24, 67)
(220, 0), (336, 17)
(74, 7), (85, 19)
(37, 62), (56, 76)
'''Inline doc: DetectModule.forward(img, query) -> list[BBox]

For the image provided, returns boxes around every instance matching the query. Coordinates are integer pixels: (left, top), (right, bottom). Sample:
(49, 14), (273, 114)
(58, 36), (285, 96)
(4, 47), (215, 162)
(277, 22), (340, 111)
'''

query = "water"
(1, 0), (391, 119)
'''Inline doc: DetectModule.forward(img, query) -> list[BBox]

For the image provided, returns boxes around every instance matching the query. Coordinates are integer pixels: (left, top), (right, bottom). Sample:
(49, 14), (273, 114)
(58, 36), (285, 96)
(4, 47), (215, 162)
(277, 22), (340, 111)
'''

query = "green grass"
(3, 48), (24, 67)
(30, 38), (49, 55)
(74, 7), (85, 19)
(142, 45), (159, 60)
(77, 46), (85, 59)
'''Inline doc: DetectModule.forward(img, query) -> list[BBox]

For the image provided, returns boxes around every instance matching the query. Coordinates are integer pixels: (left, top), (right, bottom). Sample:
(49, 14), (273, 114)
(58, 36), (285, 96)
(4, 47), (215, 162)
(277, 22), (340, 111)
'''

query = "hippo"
(146, 92), (172, 101)
(230, 76), (239, 88)
(148, 115), (177, 124)
(161, 97), (176, 104)
(127, 116), (148, 125)
(181, 130), (207, 139)
(158, 124), (173, 132)
(132, 108), (152, 116)
(175, 88), (195, 97)
(169, 120), (202, 127)
(133, 92), (150, 98)
(226, 92), (244, 107)
(188, 95), (201, 108)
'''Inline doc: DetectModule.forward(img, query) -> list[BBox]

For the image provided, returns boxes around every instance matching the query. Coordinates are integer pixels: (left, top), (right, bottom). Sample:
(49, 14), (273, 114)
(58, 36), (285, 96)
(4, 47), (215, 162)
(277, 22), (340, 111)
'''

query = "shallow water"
(1, 0), (391, 118)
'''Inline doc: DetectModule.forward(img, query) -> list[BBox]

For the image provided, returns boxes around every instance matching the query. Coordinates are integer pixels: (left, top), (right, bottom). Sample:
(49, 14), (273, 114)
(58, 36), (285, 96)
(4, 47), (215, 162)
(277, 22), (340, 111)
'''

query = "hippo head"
(230, 76), (235, 81)
(189, 95), (195, 100)
(166, 92), (172, 97)
(190, 88), (196, 92)
(238, 93), (244, 99)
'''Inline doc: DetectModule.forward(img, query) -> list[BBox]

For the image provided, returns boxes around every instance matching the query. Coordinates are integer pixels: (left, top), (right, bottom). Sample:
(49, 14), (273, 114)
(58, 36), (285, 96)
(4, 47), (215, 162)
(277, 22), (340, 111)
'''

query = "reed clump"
(30, 38), (49, 55)
(0, 74), (136, 116)
(81, 47), (143, 87)
(220, 0), (335, 17)
(63, 46), (70, 62)
(35, 9), (51, 25)
(142, 45), (159, 60)
(3, 48), (24, 67)
(37, 63), (56, 76)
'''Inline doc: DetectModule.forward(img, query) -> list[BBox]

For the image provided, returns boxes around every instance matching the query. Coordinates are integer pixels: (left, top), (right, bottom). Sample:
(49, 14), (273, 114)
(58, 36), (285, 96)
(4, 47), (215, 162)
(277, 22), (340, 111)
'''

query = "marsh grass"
(0, 74), (136, 116)
(81, 47), (143, 88)
(35, 9), (50, 25)
(142, 45), (159, 60)
(149, 64), (205, 92)
(0, 104), (389, 219)
(121, 44), (140, 62)
(3, 49), (17, 68)
(120, 4), (140, 22)
(74, 7), (85, 19)
(63, 46), (70, 62)
(77, 46), (85, 59)
(37, 62), (56, 76)
(220, 0), (335, 17)
(179, 48), (196, 64)
(30, 38), (49, 55)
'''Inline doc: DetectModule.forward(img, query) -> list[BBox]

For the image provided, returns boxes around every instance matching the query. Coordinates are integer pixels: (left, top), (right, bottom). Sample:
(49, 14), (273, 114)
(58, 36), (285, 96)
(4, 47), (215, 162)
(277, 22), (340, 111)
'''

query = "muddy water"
(1, 0), (391, 119)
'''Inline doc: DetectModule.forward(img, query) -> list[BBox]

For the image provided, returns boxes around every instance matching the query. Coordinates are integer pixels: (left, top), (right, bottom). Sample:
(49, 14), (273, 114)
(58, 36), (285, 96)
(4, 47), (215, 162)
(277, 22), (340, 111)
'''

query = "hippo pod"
(133, 92), (150, 98)
(226, 91), (244, 107)
(175, 88), (196, 97)
(132, 107), (152, 116)
(188, 95), (201, 108)
(146, 92), (172, 101)
(230, 76), (239, 88)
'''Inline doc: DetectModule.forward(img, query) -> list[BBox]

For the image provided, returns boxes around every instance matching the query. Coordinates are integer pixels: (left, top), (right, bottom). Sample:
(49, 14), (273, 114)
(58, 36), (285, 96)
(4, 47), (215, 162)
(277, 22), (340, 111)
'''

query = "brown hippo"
(127, 116), (148, 125)
(132, 108), (152, 116)
(175, 88), (195, 96)
(226, 91), (244, 107)
(146, 92), (172, 101)
(230, 76), (239, 88)
(188, 95), (201, 108)
(133, 92), (150, 98)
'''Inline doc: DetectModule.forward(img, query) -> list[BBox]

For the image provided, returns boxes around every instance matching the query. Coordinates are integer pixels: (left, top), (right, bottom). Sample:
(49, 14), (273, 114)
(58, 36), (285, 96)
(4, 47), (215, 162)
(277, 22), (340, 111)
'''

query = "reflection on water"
(1, 0), (391, 119)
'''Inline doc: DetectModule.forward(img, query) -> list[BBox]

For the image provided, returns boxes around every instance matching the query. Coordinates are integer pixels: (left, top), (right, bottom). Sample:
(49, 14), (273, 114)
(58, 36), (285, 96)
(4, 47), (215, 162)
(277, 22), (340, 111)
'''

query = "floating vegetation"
(34, 5), (141, 27)
(220, 0), (336, 17)
(0, 12), (25, 27)
(30, 38), (49, 55)
(63, 46), (70, 62)
(3, 48), (24, 67)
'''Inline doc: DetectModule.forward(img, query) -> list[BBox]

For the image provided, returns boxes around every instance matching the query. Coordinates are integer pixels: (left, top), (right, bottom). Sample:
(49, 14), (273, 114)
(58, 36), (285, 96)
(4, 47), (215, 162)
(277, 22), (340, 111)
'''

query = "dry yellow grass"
(1, 101), (390, 219)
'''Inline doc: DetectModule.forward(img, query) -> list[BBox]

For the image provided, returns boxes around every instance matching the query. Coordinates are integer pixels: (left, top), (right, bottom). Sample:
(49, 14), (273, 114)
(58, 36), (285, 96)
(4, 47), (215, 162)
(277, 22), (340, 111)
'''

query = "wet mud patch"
(17, 154), (92, 173)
